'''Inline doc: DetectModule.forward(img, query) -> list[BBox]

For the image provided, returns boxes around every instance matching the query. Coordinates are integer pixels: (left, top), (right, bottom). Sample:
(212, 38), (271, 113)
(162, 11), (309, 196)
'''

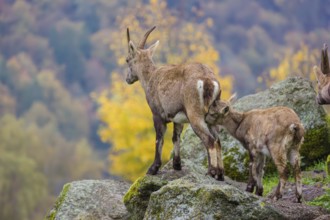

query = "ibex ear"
(148, 40), (159, 57)
(228, 93), (237, 104)
(129, 41), (139, 56)
(313, 66), (324, 83)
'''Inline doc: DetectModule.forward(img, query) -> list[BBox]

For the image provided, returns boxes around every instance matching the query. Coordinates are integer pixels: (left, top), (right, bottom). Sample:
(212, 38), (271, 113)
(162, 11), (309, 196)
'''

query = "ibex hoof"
(173, 156), (182, 170)
(296, 195), (303, 203)
(246, 185), (254, 193)
(208, 167), (224, 181)
(147, 165), (160, 175)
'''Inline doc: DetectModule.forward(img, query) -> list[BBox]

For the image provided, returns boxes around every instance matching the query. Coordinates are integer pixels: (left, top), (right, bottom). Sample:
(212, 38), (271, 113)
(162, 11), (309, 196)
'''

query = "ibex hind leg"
(246, 152), (256, 193)
(254, 153), (266, 196)
(290, 149), (302, 203)
(272, 149), (289, 201)
(209, 125), (224, 181)
(172, 123), (184, 170)
(190, 119), (224, 181)
(147, 117), (167, 175)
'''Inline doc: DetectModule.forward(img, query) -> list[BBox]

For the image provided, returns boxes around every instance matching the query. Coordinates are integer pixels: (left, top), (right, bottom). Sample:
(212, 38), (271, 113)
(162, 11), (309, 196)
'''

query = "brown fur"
(126, 27), (224, 180)
(314, 43), (330, 105)
(206, 97), (304, 202)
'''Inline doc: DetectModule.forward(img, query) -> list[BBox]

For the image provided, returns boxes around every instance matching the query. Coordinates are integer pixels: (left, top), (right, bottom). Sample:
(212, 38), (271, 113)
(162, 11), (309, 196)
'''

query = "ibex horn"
(321, 43), (330, 75)
(127, 28), (130, 52)
(138, 26), (156, 49)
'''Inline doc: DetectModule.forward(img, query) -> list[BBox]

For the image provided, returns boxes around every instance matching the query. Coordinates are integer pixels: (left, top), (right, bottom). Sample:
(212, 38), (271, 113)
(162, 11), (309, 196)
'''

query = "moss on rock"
(144, 176), (284, 220)
(45, 183), (71, 220)
(300, 125), (330, 165)
(123, 175), (168, 220)
(326, 155), (330, 176)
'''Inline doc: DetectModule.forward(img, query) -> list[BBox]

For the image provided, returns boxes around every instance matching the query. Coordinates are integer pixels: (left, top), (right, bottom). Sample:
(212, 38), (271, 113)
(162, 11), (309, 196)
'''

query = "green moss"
(123, 176), (144, 205)
(326, 155), (330, 176)
(307, 189), (330, 211)
(300, 125), (330, 166)
(44, 183), (71, 220)
(123, 175), (168, 220)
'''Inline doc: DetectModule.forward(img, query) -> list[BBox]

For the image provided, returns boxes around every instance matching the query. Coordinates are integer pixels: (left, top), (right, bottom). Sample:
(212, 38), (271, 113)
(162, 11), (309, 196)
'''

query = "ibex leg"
(172, 123), (184, 170)
(290, 149), (302, 203)
(246, 152), (256, 193)
(272, 148), (289, 201)
(147, 116), (167, 175)
(190, 119), (224, 180)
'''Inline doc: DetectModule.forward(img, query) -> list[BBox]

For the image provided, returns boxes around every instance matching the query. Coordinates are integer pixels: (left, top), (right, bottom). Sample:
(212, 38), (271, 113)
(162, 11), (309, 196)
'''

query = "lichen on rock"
(45, 180), (130, 220)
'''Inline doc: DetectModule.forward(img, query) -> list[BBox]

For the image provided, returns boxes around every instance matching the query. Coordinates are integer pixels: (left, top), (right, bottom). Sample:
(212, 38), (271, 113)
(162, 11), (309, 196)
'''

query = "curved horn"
(321, 43), (330, 75)
(127, 28), (130, 52)
(138, 26), (156, 49)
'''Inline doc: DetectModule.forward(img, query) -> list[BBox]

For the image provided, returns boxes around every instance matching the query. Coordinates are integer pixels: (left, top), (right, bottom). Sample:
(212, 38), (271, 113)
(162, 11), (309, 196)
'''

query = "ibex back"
(125, 26), (224, 180)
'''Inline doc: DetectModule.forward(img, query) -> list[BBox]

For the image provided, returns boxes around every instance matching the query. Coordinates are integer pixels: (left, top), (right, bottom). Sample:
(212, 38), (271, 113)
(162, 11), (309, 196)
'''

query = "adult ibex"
(206, 95), (304, 202)
(314, 43), (330, 105)
(125, 26), (224, 180)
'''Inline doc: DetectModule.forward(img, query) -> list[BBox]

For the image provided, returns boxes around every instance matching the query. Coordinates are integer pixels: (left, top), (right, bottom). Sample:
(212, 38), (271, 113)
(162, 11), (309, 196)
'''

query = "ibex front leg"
(147, 116), (167, 175)
(173, 123), (184, 170)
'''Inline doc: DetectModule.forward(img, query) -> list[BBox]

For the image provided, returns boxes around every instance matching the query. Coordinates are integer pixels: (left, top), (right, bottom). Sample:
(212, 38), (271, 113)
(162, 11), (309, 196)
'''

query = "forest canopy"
(0, 0), (329, 219)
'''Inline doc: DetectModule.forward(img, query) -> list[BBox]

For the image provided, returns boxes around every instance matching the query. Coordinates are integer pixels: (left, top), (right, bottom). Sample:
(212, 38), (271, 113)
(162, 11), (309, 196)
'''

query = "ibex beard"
(125, 26), (224, 180)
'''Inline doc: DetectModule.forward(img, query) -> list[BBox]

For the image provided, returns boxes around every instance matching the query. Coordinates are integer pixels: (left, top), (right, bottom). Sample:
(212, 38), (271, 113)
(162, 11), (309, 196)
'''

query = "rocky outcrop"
(181, 77), (330, 180)
(45, 179), (130, 220)
(46, 77), (330, 220)
(123, 160), (329, 220)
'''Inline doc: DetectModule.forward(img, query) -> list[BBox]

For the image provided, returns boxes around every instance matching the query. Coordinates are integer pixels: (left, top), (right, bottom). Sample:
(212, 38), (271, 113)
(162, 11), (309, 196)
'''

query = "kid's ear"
(148, 40), (159, 57)
(228, 93), (237, 104)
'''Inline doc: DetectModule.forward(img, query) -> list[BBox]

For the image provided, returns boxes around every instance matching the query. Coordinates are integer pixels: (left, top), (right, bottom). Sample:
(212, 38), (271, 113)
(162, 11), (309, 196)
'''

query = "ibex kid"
(125, 26), (224, 180)
(206, 95), (304, 202)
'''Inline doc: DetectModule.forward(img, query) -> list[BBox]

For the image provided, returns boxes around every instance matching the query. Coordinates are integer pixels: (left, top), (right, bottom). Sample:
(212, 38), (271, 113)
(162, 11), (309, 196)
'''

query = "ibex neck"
(139, 61), (157, 90)
(224, 109), (244, 138)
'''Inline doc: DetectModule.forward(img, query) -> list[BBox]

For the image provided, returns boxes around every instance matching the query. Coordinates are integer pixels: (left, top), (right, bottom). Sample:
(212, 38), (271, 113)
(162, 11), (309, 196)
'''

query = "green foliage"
(307, 189), (330, 211)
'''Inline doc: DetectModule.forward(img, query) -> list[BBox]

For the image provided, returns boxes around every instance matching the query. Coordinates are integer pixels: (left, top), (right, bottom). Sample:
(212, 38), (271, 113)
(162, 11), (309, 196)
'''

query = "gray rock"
(144, 174), (284, 220)
(45, 179), (130, 220)
(181, 77), (330, 180)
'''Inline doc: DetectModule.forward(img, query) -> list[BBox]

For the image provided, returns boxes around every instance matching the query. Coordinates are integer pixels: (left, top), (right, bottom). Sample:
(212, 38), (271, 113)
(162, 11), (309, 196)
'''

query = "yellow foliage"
(96, 0), (233, 181)
(264, 44), (318, 87)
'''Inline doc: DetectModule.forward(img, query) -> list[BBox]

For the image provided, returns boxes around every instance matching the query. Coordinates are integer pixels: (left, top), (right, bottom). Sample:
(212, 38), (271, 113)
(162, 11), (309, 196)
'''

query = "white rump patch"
(197, 80), (204, 108)
(212, 81), (219, 103)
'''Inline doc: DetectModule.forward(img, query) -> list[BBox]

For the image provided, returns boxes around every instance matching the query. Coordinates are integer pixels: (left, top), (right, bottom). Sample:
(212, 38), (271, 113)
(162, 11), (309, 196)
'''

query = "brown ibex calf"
(206, 96), (304, 202)
(125, 26), (224, 180)
(314, 43), (330, 105)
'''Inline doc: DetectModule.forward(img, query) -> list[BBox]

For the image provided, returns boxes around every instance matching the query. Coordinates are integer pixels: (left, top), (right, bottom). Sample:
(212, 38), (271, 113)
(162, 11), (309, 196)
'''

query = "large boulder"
(181, 77), (330, 180)
(124, 162), (284, 220)
(144, 174), (283, 220)
(124, 163), (328, 220)
(45, 179), (130, 220)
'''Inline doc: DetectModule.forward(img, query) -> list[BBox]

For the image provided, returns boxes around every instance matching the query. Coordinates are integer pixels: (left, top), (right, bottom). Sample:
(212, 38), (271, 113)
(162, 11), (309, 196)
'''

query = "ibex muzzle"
(124, 26), (224, 180)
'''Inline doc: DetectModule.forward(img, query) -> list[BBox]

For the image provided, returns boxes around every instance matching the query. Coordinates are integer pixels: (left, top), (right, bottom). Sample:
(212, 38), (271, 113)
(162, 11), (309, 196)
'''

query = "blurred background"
(0, 0), (330, 219)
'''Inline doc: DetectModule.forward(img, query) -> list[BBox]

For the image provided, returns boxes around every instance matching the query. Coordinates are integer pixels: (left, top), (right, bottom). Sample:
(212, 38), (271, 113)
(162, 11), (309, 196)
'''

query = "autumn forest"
(1, 0), (330, 219)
